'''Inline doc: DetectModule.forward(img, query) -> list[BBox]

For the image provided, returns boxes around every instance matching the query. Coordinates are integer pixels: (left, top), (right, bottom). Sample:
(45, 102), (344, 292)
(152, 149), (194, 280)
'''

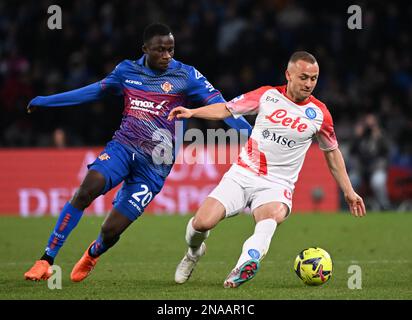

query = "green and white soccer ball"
(294, 247), (333, 286)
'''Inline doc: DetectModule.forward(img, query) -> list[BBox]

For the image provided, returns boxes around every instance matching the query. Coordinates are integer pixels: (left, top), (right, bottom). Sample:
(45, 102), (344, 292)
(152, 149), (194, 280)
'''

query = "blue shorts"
(88, 140), (165, 221)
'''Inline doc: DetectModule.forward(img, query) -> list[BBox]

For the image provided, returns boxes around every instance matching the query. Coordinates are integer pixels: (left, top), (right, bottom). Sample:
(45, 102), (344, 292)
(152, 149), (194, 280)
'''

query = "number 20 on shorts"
(131, 184), (153, 208)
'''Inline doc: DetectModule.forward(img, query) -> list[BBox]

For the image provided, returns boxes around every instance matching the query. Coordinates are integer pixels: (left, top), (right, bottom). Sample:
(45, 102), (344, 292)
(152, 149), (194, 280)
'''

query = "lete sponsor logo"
(265, 109), (308, 132)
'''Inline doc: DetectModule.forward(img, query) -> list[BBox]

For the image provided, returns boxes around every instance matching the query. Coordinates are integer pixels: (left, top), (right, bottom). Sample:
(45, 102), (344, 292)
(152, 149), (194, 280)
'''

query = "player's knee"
(192, 216), (213, 232)
(272, 212), (287, 225)
(71, 171), (106, 209)
(71, 188), (95, 209)
(192, 199), (225, 232)
(192, 213), (223, 232)
(268, 209), (287, 224)
(254, 203), (289, 225)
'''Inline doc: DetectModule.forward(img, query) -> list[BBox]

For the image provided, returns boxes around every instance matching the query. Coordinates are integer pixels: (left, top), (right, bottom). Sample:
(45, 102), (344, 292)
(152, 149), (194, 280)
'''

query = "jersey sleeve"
(316, 107), (339, 151)
(185, 67), (225, 106)
(226, 86), (270, 118)
(29, 63), (123, 108)
(99, 63), (123, 96)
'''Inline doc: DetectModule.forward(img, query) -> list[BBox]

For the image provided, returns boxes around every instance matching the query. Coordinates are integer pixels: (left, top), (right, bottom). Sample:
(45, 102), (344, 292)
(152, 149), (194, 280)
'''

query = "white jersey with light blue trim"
(226, 85), (338, 189)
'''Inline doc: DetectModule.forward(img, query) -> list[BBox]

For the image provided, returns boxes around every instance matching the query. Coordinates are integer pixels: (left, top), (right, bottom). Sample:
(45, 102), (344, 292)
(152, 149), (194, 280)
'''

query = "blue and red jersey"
(29, 55), (252, 177)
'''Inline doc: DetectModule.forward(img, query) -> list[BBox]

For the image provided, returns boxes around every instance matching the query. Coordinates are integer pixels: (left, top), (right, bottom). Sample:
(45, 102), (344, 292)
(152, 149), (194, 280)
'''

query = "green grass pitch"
(0, 212), (411, 300)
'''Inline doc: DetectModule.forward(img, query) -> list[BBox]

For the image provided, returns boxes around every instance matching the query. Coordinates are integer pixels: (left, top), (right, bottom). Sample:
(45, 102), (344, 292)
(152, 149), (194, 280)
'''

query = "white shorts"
(208, 166), (293, 218)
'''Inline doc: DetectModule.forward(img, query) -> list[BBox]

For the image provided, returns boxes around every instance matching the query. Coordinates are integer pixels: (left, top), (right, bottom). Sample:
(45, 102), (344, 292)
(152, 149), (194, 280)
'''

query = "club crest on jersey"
(161, 81), (173, 93)
(305, 107), (317, 119)
(98, 153), (110, 161)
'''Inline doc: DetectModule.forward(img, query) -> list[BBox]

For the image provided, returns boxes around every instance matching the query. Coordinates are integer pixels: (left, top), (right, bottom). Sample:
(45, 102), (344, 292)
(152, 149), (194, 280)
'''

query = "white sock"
(235, 218), (277, 269)
(185, 217), (210, 257)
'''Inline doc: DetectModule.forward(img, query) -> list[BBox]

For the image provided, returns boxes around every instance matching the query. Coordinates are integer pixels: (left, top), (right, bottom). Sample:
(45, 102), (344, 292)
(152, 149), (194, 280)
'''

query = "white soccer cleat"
(175, 243), (206, 284)
(223, 259), (260, 288)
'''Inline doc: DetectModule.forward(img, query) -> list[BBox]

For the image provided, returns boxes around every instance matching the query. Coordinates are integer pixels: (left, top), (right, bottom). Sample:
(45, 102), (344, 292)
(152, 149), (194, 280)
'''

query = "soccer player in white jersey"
(168, 51), (366, 288)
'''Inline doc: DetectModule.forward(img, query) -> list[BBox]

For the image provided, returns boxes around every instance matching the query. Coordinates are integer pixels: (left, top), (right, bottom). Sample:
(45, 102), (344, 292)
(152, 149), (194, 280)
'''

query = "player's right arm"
(27, 63), (123, 113)
(168, 86), (270, 121)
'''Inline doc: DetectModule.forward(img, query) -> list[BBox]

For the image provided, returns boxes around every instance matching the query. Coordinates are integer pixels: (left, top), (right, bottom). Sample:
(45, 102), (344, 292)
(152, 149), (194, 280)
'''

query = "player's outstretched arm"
(323, 148), (366, 217)
(26, 82), (106, 114)
(168, 103), (232, 121)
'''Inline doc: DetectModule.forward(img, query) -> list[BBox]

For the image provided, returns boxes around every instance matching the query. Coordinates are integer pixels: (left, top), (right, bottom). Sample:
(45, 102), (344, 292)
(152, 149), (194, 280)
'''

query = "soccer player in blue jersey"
(24, 23), (252, 282)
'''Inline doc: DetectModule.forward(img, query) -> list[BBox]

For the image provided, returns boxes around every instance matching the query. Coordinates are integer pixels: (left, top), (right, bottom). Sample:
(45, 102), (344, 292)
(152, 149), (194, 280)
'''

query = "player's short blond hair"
(289, 51), (317, 64)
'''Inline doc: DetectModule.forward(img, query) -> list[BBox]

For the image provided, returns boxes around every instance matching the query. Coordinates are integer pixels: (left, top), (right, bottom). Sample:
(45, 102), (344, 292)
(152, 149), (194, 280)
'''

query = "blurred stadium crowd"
(0, 0), (411, 210)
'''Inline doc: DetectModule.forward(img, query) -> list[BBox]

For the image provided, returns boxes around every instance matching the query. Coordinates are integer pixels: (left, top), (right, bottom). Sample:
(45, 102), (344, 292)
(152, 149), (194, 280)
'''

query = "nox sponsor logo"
(129, 98), (168, 110)
(125, 79), (143, 85)
(265, 109), (308, 132)
(262, 129), (296, 148)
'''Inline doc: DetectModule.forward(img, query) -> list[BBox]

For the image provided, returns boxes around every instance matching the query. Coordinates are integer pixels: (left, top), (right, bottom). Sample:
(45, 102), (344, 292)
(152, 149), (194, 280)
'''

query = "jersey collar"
(278, 85), (313, 106)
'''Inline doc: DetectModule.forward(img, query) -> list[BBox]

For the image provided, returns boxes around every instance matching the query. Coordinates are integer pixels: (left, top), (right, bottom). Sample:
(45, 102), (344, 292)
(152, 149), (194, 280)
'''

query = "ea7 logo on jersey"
(265, 96), (279, 103)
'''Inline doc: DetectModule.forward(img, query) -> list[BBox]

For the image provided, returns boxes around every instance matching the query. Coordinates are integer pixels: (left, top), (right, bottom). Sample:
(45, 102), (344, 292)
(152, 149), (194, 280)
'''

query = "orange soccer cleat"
(70, 242), (99, 282)
(24, 260), (52, 281)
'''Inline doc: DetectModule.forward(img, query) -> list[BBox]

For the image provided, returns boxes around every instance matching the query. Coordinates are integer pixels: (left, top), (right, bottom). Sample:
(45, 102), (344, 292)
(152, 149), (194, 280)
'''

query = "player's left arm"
(27, 63), (123, 113)
(317, 107), (366, 217)
(168, 103), (231, 120)
(185, 67), (252, 136)
(323, 148), (366, 217)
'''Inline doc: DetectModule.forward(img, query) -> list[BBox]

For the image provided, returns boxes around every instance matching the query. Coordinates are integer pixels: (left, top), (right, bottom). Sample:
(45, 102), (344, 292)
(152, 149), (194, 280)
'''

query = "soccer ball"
(294, 247), (333, 286)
